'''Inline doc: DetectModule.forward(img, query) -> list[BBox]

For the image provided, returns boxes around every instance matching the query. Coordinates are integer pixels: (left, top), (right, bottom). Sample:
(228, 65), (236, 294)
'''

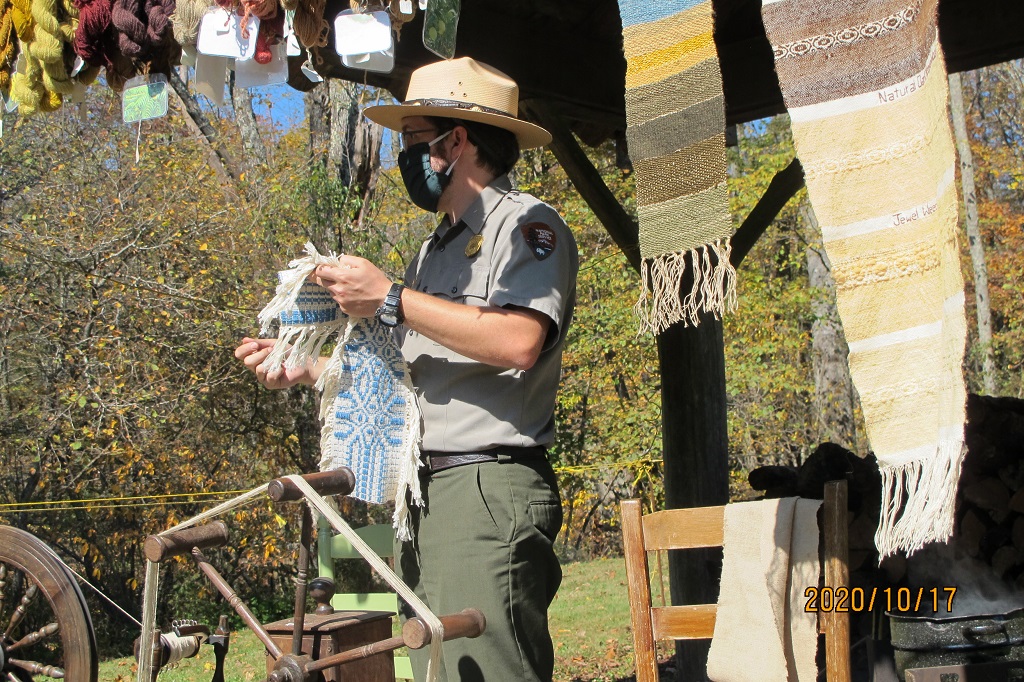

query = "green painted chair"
(317, 518), (414, 680)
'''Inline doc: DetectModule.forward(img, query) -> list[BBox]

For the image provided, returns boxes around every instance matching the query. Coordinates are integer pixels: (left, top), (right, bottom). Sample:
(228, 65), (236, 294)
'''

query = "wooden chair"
(317, 519), (415, 680)
(621, 480), (852, 682)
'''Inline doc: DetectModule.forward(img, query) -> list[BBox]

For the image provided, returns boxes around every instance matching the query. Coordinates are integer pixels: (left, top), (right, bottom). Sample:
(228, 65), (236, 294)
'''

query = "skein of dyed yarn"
(1, 0), (16, 96)
(73, 0), (115, 66)
(112, 0), (147, 57)
(143, 0), (172, 48)
(31, 0), (77, 94)
(291, 0), (325, 50)
(169, 0), (207, 48)
(10, 0), (61, 113)
(61, 0), (101, 82)
(241, 0), (280, 64)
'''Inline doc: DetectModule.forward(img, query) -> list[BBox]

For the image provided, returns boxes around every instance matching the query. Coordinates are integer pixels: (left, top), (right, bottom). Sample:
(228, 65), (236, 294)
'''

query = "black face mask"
(397, 131), (456, 212)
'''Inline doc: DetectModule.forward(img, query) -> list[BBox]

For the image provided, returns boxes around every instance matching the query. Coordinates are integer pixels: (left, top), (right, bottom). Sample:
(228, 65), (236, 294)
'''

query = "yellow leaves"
(199, 243), (208, 251)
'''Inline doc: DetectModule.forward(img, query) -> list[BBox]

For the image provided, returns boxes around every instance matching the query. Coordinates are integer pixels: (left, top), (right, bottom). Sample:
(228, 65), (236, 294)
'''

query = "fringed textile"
(761, 0), (968, 558)
(617, 0), (736, 334)
(258, 243), (424, 541)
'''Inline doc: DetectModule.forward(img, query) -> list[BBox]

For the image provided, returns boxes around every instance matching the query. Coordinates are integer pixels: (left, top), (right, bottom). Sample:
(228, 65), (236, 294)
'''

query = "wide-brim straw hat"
(364, 57), (552, 149)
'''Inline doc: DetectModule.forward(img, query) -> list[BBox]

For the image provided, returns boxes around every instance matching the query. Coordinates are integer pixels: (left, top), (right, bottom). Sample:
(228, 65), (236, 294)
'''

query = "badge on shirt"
(520, 223), (557, 261)
(465, 234), (484, 258)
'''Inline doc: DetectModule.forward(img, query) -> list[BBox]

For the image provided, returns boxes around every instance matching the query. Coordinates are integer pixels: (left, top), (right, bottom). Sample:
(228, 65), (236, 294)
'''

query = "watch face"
(379, 312), (400, 327)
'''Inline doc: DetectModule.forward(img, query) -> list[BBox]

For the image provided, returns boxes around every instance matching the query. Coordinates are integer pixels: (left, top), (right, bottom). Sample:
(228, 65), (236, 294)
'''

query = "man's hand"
(315, 256), (393, 318)
(234, 337), (312, 389)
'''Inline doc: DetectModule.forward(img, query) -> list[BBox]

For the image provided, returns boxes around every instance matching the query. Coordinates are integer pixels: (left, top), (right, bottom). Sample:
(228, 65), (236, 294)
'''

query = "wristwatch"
(375, 282), (405, 327)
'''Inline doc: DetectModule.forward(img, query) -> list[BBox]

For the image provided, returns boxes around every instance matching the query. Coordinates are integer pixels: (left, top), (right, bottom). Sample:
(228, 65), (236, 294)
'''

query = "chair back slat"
(651, 604), (717, 641)
(642, 506), (724, 550)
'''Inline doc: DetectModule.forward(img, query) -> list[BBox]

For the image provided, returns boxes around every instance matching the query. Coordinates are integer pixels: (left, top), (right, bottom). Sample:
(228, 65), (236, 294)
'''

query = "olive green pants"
(396, 456), (563, 682)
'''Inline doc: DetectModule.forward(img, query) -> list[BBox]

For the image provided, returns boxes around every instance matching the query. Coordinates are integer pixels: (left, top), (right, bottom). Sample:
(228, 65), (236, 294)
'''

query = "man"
(235, 57), (578, 682)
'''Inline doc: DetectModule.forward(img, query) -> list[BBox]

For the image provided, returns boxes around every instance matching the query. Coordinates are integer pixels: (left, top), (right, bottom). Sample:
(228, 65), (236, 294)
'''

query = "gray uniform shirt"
(400, 175), (578, 452)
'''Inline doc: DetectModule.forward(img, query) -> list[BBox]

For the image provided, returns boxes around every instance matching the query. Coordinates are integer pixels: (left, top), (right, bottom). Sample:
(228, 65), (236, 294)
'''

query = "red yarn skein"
(242, 0), (280, 64)
(73, 0), (115, 66)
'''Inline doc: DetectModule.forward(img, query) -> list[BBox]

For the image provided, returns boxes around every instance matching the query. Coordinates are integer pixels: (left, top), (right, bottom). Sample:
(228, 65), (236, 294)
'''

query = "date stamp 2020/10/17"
(804, 586), (957, 613)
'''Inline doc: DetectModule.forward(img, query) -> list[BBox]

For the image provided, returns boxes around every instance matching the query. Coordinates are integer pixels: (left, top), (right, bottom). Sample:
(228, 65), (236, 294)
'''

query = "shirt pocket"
(452, 264), (491, 305)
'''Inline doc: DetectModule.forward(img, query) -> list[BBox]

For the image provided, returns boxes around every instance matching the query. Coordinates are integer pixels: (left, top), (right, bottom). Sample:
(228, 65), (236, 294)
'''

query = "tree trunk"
(304, 83), (384, 247)
(230, 75), (268, 173)
(802, 204), (858, 450)
(306, 84), (331, 168)
(327, 80), (383, 228)
(949, 71), (996, 395)
(167, 69), (241, 188)
(328, 79), (354, 184)
(659, 318), (729, 682)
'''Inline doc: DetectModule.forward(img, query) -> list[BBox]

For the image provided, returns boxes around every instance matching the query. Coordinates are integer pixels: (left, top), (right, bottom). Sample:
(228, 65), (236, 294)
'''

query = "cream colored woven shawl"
(761, 0), (968, 557)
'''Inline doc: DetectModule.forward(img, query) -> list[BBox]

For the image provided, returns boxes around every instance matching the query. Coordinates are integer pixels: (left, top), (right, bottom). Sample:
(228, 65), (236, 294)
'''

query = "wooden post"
(823, 481), (852, 682)
(659, 318), (729, 681)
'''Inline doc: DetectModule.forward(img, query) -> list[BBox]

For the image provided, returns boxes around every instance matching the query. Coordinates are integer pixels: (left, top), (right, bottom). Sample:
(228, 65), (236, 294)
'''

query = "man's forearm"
(400, 287), (548, 371)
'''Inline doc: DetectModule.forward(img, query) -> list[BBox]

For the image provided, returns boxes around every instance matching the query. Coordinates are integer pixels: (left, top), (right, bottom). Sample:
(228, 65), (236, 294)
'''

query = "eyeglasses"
(400, 128), (438, 150)
(400, 128), (452, 151)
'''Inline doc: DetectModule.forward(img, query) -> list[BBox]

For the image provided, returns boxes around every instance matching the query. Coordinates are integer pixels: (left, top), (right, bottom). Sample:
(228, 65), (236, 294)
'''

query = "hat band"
(403, 98), (513, 118)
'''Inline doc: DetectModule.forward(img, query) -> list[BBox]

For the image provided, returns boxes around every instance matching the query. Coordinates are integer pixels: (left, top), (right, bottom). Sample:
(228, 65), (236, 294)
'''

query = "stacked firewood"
(954, 395), (1024, 583)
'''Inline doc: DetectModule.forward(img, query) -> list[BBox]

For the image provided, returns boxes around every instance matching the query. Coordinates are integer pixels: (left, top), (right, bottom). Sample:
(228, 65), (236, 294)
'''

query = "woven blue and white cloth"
(257, 243), (423, 540)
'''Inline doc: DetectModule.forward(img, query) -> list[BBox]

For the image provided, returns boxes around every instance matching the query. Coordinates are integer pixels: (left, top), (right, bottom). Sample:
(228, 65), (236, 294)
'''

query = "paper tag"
(195, 54), (228, 106)
(334, 10), (392, 57)
(300, 56), (323, 83)
(197, 8), (260, 61)
(341, 44), (394, 73)
(285, 11), (301, 56)
(234, 44), (289, 88)
(69, 80), (88, 103)
(419, 0), (427, 9)
(180, 44), (198, 67)
(400, 0), (412, 13)
(423, 0), (458, 59)
(2, 90), (16, 113)
(70, 56), (86, 78)
(15, 53), (27, 76)
(122, 74), (169, 123)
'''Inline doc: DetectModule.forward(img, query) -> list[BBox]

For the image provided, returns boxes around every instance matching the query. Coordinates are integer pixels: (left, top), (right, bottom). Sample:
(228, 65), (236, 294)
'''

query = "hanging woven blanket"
(761, 0), (967, 558)
(617, 0), (737, 334)
(257, 243), (423, 540)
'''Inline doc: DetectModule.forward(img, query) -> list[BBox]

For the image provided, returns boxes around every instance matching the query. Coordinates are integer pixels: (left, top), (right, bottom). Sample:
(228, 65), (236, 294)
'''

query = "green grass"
(99, 557), (666, 681)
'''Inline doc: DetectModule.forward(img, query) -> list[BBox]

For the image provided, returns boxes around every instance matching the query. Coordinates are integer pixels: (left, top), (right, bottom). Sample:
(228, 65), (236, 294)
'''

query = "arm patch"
(520, 222), (557, 261)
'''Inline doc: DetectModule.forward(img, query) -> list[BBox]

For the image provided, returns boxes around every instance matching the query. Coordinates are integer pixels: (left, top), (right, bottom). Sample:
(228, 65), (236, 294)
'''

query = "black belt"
(422, 446), (547, 473)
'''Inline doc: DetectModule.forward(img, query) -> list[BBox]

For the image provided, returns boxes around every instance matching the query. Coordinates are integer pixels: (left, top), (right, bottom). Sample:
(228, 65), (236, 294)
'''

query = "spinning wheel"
(0, 526), (98, 682)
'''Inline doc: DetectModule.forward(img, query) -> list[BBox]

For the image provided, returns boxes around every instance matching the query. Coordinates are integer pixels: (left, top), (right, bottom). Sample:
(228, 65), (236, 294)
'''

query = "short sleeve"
(489, 203), (579, 350)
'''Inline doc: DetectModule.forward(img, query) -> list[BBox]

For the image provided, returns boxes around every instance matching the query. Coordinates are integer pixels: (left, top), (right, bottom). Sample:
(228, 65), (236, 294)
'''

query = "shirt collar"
(458, 175), (514, 235)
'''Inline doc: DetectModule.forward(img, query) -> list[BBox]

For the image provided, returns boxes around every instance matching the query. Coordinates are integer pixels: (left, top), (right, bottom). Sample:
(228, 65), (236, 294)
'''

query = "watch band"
(376, 282), (405, 326)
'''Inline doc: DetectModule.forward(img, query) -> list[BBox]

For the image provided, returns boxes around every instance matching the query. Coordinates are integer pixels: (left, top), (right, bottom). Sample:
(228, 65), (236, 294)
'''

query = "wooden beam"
(521, 99), (642, 272)
(730, 157), (804, 268)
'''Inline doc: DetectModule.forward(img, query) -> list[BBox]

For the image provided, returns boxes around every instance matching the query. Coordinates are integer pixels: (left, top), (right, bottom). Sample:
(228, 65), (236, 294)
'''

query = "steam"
(907, 543), (1024, 617)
